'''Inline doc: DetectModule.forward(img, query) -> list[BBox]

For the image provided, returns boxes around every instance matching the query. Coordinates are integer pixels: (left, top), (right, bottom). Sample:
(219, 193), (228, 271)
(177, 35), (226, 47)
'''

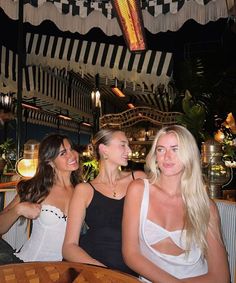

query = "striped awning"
(0, 0), (229, 34)
(0, 45), (92, 124)
(26, 33), (173, 91)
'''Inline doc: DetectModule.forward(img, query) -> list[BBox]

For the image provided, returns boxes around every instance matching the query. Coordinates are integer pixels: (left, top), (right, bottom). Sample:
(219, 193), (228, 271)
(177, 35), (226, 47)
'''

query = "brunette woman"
(0, 134), (80, 263)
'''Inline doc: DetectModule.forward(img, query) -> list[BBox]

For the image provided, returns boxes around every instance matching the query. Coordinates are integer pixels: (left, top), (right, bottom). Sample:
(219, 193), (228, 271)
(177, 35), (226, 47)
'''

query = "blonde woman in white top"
(122, 125), (230, 283)
(0, 134), (79, 264)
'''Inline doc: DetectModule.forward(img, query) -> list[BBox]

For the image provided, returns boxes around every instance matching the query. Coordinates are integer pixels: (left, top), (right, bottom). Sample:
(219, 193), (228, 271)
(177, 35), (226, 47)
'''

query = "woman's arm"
(122, 179), (180, 283)
(62, 183), (105, 266)
(0, 195), (41, 235)
(181, 200), (230, 283)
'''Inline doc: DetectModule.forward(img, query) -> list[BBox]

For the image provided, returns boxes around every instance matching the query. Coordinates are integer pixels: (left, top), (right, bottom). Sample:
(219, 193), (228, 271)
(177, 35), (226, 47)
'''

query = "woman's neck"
(157, 175), (181, 197)
(54, 173), (72, 188)
(95, 163), (122, 185)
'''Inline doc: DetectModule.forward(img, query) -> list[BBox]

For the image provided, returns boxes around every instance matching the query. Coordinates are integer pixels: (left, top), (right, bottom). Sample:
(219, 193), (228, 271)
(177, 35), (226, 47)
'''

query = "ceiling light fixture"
(82, 122), (92, 127)
(128, 103), (135, 109)
(111, 0), (146, 52)
(58, 114), (72, 120)
(22, 103), (40, 111)
(111, 87), (126, 97)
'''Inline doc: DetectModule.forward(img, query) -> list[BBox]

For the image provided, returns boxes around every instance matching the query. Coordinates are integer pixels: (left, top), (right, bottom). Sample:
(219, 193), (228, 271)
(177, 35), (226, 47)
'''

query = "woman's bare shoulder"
(121, 170), (146, 180)
(128, 178), (146, 193)
(72, 182), (94, 207)
(74, 182), (93, 196)
(132, 170), (147, 179)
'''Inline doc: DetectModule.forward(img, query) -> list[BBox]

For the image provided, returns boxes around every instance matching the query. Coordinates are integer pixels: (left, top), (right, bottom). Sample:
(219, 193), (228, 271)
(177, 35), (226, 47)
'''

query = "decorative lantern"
(201, 139), (232, 198)
(15, 140), (39, 178)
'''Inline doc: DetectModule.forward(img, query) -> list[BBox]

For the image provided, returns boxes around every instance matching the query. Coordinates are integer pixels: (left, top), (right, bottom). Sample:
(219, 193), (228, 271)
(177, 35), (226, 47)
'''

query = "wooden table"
(0, 261), (140, 283)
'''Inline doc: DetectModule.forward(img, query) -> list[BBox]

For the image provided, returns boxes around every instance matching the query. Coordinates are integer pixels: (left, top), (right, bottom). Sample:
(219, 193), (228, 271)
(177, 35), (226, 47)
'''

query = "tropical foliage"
(0, 138), (16, 173)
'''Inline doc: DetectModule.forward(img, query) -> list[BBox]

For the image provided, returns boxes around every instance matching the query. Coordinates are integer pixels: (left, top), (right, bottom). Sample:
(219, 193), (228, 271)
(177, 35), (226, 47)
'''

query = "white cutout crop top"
(14, 204), (67, 262)
(139, 179), (208, 281)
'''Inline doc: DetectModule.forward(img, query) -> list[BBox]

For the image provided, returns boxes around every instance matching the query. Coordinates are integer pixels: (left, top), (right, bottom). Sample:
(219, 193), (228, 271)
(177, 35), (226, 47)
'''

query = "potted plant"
(0, 138), (16, 174)
(176, 90), (208, 145)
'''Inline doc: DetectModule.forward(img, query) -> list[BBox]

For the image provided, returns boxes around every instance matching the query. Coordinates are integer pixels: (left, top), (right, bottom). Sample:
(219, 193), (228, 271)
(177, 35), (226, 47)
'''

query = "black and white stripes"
(0, 44), (92, 129)
(26, 32), (173, 90)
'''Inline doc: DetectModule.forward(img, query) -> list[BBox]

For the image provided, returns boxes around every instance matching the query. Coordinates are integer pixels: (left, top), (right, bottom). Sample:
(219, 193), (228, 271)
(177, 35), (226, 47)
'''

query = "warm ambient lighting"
(111, 87), (126, 97)
(127, 103), (135, 109)
(111, 0), (146, 52)
(91, 90), (101, 108)
(58, 114), (72, 120)
(214, 130), (225, 143)
(82, 122), (92, 127)
(16, 140), (39, 178)
(22, 103), (40, 110)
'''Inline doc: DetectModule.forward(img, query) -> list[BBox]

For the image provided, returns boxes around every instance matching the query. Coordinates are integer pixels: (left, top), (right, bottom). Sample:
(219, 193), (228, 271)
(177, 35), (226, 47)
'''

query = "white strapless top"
(139, 179), (208, 281)
(14, 204), (67, 262)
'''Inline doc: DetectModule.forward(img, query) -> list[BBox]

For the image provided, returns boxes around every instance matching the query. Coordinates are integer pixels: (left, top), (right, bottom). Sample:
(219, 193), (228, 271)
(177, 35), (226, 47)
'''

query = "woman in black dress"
(62, 128), (146, 275)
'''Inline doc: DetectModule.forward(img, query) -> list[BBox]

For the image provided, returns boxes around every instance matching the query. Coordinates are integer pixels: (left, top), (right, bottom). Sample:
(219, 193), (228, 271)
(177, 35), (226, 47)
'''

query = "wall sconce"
(91, 73), (101, 109)
(91, 74), (101, 135)
(111, 0), (146, 52)
(91, 90), (101, 108)
(15, 140), (39, 178)
(91, 89), (101, 135)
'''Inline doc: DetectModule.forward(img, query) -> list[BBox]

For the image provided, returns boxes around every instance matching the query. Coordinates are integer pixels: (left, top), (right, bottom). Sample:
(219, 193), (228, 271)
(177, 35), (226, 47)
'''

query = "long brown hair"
(17, 134), (80, 203)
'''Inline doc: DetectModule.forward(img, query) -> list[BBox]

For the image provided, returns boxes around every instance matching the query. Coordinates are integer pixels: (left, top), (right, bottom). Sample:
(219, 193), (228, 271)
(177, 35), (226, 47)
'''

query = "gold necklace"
(111, 182), (118, 197)
(96, 178), (119, 197)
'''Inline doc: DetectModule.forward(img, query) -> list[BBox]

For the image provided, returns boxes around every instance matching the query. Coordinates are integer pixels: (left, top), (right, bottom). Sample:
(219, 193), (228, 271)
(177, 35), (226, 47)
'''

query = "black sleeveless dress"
(79, 181), (137, 276)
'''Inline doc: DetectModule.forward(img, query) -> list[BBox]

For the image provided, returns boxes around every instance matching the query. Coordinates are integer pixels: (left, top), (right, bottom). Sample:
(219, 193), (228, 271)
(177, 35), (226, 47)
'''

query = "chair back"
(215, 199), (236, 283)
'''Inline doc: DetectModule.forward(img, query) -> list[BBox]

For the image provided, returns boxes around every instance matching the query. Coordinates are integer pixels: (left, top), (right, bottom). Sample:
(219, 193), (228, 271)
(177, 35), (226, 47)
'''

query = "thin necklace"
(97, 178), (119, 197)
(109, 182), (118, 197)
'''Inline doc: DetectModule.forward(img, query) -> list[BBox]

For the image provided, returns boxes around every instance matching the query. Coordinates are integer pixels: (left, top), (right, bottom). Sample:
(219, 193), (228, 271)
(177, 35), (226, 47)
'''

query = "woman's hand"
(0, 195), (41, 235)
(16, 202), (41, 219)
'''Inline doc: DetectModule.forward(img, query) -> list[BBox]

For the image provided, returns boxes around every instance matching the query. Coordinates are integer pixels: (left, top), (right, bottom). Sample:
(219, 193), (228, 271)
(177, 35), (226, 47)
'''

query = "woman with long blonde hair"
(122, 125), (229, 283)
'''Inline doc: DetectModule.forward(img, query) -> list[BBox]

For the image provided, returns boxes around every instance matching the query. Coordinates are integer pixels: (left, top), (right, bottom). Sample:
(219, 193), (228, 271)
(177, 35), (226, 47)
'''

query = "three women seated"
(0, 126), (230, 283)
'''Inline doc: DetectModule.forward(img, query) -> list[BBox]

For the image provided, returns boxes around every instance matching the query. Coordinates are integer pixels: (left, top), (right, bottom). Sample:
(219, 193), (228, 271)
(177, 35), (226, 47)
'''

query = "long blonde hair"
(146, 125), (210, 255)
